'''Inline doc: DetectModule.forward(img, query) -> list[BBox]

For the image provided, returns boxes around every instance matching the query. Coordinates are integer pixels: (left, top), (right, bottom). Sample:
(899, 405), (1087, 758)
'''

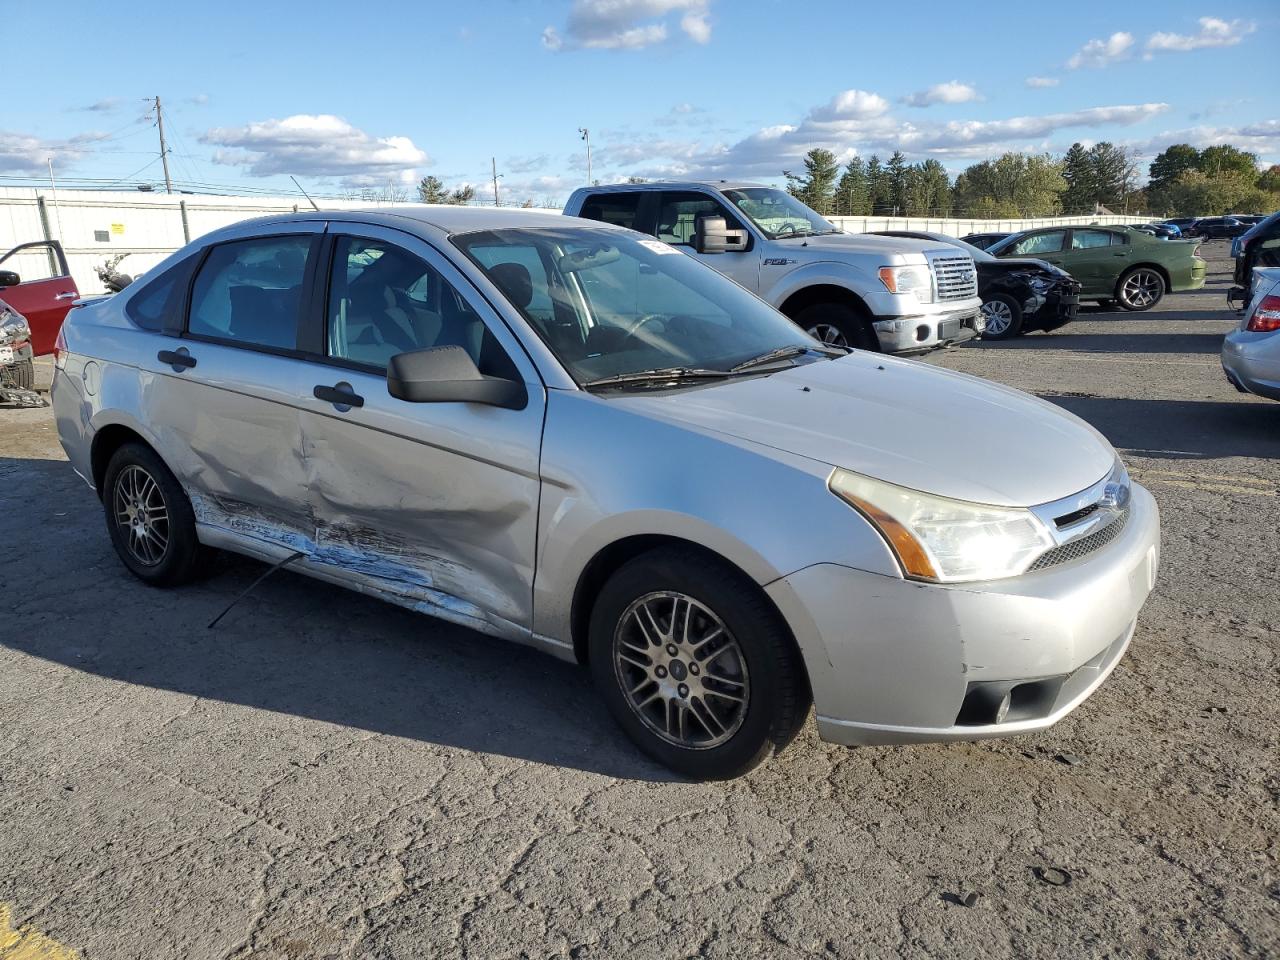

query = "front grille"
(1028, 509), (1129, 572)
(931, 255), (978, 301)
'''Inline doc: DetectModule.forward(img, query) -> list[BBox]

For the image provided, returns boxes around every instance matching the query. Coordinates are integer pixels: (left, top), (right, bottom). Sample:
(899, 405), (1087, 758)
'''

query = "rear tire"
(978, 294), (1023, 340)
(793, 302), (879, 351)
(102, 443), (205, 586)
(589, 547), (810, 780)
(1116, 267), (1165, 311)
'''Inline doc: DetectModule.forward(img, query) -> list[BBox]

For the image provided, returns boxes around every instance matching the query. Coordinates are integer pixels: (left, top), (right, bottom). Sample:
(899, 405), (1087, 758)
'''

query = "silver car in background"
(1222, 266), (1280, 401)
(52, 208), (1160, 779)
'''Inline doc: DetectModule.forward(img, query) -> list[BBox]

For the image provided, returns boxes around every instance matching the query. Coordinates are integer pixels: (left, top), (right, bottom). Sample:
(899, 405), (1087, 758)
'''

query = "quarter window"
(326, 236), (492, 371)
(1071, 230), (1115, 250)
(188, 236), (311, 350)
(127, 271), (179, 331)
(1008, 231), (1066, 256)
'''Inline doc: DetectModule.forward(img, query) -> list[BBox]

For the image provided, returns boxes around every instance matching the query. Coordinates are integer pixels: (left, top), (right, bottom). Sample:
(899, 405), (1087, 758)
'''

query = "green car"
(988, 226), (1206, 311)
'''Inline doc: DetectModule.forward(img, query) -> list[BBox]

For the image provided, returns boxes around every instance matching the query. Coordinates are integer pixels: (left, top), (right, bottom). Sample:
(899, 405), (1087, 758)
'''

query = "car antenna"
(290, 175), (321, 212)
(207, 551), (306, 629)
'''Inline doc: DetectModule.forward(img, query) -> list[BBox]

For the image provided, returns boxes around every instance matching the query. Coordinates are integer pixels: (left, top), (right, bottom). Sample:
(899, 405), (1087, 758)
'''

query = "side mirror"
(693, 215), (748, 255)
(0, 270), (19, 287)
(387, 345), (526, 410)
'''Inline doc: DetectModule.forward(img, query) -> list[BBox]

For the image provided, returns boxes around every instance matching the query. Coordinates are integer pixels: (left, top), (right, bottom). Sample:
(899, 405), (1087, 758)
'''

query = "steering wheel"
(775, 222), (798, 237)
(624, 314), (667, 340)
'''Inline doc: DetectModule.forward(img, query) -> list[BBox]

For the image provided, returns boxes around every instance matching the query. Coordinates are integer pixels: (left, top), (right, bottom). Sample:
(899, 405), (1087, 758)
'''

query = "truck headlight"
(878, 265), (934, 303)
(0, 305), (31, 346)
(829, 469), (1054, 582)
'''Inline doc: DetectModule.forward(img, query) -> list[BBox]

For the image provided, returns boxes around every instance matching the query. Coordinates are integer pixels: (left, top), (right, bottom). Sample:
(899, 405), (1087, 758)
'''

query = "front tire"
(1117, 267), (1165, 311)
(6, 358), (35, 390)
(793, 302), (879, 351)
(102, 442), (204, 586)
(979, 293), (1023, 340)
(589, 547), (810, 780)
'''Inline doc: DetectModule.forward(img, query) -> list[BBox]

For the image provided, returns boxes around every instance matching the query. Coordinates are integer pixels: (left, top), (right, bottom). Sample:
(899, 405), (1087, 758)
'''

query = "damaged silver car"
(53, 208), (1161, 779)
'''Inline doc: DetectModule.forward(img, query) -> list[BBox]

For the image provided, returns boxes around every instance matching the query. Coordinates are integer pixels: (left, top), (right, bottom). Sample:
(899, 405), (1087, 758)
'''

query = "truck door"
(655, 191), (760, 292)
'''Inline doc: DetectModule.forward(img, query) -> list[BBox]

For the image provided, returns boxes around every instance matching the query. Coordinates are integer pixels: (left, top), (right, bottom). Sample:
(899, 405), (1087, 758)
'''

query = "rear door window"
(188, 236), (311, 350)
(578, 194), (644, 230)
(1070, 230), (1115, 250)
(655, 192), (745, 246)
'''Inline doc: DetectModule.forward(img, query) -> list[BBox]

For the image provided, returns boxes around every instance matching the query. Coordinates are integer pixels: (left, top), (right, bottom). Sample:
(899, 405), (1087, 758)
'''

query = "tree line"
(785, 144), (1280, 219)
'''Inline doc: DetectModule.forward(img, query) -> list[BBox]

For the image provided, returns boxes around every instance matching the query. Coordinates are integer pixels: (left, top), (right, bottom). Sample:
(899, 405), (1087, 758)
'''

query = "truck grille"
(931, 255), (978, 301)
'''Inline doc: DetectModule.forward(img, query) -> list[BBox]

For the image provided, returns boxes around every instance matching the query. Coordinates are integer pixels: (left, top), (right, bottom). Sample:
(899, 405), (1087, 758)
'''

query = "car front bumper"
(872, 301), (984, 353)
(1222, 329), (1280, 401)
(1026, 280), (1081, 330)
(766, 482), (1160, 746)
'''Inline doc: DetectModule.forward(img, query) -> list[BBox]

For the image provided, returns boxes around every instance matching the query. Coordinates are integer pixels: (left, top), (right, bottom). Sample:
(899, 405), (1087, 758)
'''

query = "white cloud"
(901, 81), (981, 108)
(201, 114), (428, 187)
(1145, 17), (1255, 54)
(543, 0), (713, 51)
(0, 130), (103, 175)
(77, 98), (122, 113)
(505, 153), (550, 174)
(808, 89), (891, 122)
(1067, 31), (1134, 69)
(1025, 76), (1060, 88)
(1127, 121), (1280, 165)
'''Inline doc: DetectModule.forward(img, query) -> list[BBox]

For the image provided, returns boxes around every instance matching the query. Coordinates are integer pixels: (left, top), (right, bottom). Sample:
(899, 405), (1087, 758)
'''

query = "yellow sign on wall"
(110, 223), (125, 235)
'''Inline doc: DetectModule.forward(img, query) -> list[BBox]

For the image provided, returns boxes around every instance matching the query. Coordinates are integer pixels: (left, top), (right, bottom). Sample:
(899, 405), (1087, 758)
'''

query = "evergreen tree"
(783, 148), (841, 214)
(865, 155), (886, 214)
(1060, 143), (1094, 215)
(834, 157), (869, 215)
(417, 175), (450, 204)
(1087, 142), (1134, 210)
(886, 151), (909, 215)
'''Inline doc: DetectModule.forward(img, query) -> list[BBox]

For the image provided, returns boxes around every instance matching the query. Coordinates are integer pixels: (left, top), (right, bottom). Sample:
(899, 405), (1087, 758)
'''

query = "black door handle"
(313, 383), (364, 408)
(157, 349), (196, 369)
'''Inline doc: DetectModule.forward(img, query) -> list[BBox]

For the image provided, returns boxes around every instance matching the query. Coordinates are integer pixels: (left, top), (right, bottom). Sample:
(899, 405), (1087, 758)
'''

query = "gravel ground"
(1, 241), (1276, 959)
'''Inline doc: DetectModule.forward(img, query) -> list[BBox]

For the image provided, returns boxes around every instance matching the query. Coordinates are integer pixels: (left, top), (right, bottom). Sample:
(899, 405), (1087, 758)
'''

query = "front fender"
(763, 259), (897, 315)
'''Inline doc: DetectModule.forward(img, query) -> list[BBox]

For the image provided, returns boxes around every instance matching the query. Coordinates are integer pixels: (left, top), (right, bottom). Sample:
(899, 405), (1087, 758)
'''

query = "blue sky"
(4, 0), (1277, 204)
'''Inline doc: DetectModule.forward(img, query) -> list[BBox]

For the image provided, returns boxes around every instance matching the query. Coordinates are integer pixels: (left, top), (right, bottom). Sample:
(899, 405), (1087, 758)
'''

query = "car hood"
(616, 352), (1114, 507)
(772, 232), (957, 262)
(979, 257), (1069, 279)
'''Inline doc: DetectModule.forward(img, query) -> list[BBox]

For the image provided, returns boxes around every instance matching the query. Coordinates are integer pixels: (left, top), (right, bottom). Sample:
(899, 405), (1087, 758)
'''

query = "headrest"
(489, 262), (534, 310)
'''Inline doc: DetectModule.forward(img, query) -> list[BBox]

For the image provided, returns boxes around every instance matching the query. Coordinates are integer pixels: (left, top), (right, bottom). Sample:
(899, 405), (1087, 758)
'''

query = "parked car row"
(51, 204), (1162, 778)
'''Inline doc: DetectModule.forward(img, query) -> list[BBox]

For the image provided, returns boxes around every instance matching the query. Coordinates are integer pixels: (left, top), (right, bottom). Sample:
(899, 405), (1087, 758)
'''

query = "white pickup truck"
(565, 181), (983, 353)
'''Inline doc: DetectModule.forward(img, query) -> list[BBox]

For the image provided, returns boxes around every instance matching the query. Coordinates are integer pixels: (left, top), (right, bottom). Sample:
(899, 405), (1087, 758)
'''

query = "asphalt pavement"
(0, 241), (1276, 959)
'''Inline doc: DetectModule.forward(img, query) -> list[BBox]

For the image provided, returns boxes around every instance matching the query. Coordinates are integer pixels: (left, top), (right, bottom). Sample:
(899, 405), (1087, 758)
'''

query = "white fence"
(1, 187), (1153, 295)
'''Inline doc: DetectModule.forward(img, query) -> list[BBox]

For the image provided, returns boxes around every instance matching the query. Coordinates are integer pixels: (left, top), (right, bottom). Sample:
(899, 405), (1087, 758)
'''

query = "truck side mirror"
(0, 270), (20, 287)
(693, 215), (748, 255)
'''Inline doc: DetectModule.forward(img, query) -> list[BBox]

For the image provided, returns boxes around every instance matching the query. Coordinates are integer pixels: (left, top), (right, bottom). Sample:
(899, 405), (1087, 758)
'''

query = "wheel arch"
(778, 283), (872, 321)
(569, 534), (795, 667)
(1116, 261), (1171, 296)
(90, 422), (161, 499)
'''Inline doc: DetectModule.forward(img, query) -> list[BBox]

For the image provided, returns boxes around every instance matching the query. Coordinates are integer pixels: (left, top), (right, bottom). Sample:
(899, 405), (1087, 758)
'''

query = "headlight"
(829, 469), (1055, 583)
(878, 265), (934, 303)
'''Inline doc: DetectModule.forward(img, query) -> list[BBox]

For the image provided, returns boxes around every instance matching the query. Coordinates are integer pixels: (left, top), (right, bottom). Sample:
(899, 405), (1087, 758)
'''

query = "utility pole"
(150, 96), (174, 195)
(491, 157), (501, 207)
(578, 128), (592, 185)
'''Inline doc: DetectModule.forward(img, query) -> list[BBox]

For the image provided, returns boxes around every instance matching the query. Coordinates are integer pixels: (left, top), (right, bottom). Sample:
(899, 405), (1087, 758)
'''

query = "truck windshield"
(723, 188), (839, 240)
(453, 226), (821, 387)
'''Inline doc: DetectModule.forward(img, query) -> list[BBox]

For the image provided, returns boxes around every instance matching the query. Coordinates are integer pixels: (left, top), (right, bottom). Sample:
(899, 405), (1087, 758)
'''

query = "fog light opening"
(915, 324), (930, 342)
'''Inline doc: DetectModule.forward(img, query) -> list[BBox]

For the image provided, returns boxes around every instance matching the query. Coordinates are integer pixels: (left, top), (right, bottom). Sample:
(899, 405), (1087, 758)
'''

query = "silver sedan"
(1222, 266), (1280, 401)
(52, 208), (1160, 779)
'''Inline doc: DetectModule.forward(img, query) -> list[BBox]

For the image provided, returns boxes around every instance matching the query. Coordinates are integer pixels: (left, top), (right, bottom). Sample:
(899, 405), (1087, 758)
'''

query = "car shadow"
(984, 331), (1227, 355)
(1, 455), (681, 783)
(1036, 394), (1280, 460)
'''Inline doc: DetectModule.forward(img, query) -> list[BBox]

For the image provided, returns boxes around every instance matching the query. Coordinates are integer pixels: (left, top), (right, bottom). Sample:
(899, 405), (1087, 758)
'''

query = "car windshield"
(452, 226), (822, 387)
(722, 188), (839, 239)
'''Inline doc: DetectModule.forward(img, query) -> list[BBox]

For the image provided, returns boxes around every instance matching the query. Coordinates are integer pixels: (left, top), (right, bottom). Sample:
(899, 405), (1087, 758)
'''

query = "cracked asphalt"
(1, 242), (1277, 958)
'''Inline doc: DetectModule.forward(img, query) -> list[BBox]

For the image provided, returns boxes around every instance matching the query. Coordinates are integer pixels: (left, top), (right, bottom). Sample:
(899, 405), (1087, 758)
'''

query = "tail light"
(1192, 243), (1203, 259)
(53, 326), (68, 369)
(1246, 294), (1280, 333)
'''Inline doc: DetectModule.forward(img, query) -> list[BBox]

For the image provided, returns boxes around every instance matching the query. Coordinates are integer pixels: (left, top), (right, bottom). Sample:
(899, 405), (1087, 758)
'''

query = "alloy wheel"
(613, 591), (750, 749)
(1121, 269), (1163, 308)
(113, 464), (170, 566)
(980, 299), (1013, 335)
(807, 323), (850, 349)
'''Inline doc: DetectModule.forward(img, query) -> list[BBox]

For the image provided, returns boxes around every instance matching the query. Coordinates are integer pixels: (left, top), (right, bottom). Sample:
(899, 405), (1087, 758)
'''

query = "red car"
(0, 241), (80, 355)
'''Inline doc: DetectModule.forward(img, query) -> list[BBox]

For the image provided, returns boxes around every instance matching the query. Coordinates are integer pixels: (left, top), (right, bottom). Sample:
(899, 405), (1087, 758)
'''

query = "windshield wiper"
(583, 367), (731, 390)
(729, 344), (843, 373)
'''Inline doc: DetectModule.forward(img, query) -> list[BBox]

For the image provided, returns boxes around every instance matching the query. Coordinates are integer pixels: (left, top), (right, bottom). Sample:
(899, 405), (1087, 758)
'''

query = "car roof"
(574, 180), (765, 194)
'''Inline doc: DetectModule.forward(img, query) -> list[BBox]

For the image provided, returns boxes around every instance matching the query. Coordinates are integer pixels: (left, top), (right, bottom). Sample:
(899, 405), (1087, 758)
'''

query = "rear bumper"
(1222, 330), (1280, 401)
(766, 483), (1160, 746)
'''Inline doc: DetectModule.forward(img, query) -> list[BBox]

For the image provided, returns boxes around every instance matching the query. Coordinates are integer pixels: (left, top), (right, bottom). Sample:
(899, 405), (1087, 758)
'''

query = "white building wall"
(1, 187), (1153, 295)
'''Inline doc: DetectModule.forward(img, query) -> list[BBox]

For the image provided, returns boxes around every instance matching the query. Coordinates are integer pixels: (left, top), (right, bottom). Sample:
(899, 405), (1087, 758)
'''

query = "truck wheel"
(979, 294), (1023, 340)
(102, 442), (205, 587)
(794, 303), (879, 351)
(589, 547), (810, 780)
